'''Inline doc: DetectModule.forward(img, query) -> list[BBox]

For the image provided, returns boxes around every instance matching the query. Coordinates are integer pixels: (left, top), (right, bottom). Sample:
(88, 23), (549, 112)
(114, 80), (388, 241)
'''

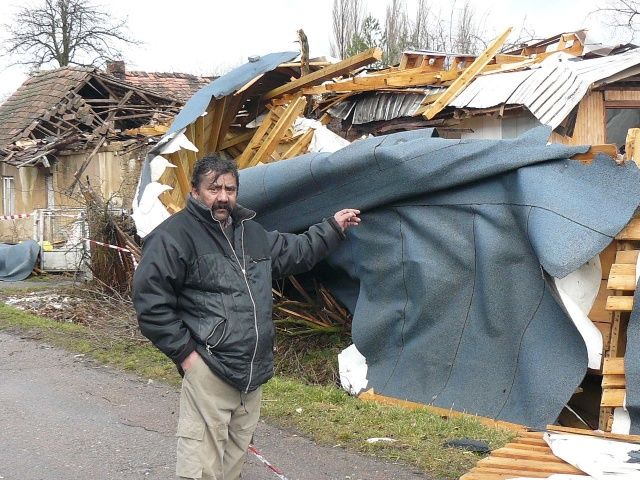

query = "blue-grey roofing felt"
(0, 240), (41, 281)
(167, 51), (298, 136)
(238, 126), (640, 428)
(136, 51), (299, 203)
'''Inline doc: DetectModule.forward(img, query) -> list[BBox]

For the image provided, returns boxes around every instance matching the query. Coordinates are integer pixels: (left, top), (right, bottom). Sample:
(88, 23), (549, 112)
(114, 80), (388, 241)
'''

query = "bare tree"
(384, 0), (411, 65)
(452, 0), (485, 53)
(593, 0), (640, 39)
(331, 0), (364, 59)
(3, 0), (138, 69)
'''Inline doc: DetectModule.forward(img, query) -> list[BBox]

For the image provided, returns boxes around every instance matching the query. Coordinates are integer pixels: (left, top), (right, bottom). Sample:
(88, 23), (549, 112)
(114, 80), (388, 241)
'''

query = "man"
(132, 154), (360, 480)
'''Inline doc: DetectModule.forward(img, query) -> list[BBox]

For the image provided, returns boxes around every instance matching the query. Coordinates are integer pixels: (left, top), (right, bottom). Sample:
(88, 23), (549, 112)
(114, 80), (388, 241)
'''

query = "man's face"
(191, 171), (238, 223)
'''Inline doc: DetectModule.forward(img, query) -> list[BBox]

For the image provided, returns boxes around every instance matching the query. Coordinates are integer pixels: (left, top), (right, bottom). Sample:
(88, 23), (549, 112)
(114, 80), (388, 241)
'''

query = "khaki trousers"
(176, 355), (262, 480)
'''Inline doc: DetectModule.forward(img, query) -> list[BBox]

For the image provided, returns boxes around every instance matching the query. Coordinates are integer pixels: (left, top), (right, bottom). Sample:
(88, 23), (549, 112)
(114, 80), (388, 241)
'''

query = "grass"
(0, 300), (515, 479)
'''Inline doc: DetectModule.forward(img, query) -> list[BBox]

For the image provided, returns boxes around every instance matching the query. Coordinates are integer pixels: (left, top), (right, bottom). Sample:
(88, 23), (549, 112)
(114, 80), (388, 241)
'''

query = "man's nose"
(217, 188), (229, 201)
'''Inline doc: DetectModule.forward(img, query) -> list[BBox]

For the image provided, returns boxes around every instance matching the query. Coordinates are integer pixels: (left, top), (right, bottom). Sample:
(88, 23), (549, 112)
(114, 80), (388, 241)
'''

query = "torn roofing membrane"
(238, 126), (640, 428)
(167, 51), (299, 136)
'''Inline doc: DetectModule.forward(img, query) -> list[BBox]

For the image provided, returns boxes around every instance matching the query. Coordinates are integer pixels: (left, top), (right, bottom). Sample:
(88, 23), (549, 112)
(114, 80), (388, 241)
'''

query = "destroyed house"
(0, 63), (211, 242)
(128, 31), (640, 454)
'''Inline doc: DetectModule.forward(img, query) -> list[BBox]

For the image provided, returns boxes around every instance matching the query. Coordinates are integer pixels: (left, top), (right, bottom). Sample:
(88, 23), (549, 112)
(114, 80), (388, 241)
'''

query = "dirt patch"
(0, 285), (143, 343)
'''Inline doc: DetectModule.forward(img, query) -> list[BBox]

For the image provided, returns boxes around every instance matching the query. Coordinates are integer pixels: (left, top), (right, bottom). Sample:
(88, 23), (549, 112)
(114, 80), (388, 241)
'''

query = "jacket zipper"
(205, 319), (227, 354)
(213, 212), (259, 394)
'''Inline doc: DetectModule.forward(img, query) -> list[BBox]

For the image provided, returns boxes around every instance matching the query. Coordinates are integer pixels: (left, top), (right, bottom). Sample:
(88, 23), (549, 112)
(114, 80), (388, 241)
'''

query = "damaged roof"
(450, 48), (640, 128)
(0, 65), (192, 167)
(122, 71), (215, 103)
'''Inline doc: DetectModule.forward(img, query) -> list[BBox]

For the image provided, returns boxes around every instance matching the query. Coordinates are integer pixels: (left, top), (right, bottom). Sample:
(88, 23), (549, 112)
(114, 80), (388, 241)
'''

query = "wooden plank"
(600, 242), (618, 277)
(282, 129), (314, 159)
(246, 96), (307, 167)
(204, 97), (227, 155)
(617, 217), (640, 240)
(462, 472), (555, 480)
(571, 144), (618, 163)
(610, 264), (636, 275)
(358, 389), (528, 432)
(490, 447), (567, 463)
(589, 280), (610, 322)
(625, 127), (640, 166)
(607, 274), (636, 291)
(477, 456), (584, 474)
(606, 296), (633, 312)
(511, 436), (548, 446)
(602, 374), (626, 389)
(506, 442), (552, 453)
(601, 388), (626, 407)
(215, 90), (250, 151)
(235, 110), (277, 168)
(603, 357), (625, 375)
(263, 47), (383, 100)
(220, 129), (257, 151)
(423, 27), (512, 120)
(616, 250), (640, 264)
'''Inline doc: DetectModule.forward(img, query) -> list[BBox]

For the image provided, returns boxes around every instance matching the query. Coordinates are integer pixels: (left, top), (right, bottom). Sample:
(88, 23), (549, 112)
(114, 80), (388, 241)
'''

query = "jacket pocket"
(205, 318), (227, 351)
(176, 417), (205, 478)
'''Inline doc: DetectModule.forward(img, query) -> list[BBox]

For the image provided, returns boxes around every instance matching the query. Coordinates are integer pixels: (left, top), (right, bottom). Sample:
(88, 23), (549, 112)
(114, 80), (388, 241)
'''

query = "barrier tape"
(1, 211), (83, 220)
(248, 444), (289, 480)
(0, 212), (32, 220)
(81, 238), (138, 269)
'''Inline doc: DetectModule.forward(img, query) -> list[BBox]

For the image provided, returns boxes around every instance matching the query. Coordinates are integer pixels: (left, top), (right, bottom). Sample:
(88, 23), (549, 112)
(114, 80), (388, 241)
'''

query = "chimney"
(106, 60), (126, 77)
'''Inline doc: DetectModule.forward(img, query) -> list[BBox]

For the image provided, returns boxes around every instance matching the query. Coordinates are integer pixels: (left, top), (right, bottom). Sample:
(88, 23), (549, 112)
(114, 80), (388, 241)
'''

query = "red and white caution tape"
(0, 212), (33, 220)
(81, 238), (138, 269)
(248, 444), (289, 480)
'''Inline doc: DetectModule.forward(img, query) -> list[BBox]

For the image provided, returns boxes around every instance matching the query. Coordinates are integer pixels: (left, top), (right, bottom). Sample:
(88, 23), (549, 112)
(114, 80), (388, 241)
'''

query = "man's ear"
(191, 187), (198, 198)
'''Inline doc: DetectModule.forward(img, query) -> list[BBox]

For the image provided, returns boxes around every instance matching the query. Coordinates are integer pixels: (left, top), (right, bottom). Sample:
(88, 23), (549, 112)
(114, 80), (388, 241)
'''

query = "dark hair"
(190, 154), (239, 190)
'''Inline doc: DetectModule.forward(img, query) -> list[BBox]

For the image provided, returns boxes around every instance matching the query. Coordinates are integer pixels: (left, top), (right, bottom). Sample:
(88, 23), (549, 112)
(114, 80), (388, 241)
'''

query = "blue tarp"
(238, 127), (640, 428)
(0, 240), (40, 281)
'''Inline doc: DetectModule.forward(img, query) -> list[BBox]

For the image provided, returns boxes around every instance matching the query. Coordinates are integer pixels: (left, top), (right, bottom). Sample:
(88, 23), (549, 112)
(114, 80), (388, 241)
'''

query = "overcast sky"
(0, 0), (628, 101)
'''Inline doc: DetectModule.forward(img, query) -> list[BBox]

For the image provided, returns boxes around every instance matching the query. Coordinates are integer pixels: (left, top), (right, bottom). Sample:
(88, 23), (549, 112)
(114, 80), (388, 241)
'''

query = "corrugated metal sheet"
(450, 48), (640, 129)
(329, 89), (445, 124)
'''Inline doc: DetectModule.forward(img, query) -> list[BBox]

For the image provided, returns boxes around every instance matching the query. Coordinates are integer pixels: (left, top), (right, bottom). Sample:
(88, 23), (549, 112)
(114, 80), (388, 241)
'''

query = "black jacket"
(132, 195), (344, 392)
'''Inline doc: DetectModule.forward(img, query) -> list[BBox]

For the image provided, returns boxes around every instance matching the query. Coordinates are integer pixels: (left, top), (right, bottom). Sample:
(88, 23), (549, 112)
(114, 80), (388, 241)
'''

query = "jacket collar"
(186, 194), (256, 227)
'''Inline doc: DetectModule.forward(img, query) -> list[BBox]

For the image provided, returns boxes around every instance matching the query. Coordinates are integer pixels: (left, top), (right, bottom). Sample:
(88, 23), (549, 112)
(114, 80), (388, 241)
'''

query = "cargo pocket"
(176, 417), (205, 478)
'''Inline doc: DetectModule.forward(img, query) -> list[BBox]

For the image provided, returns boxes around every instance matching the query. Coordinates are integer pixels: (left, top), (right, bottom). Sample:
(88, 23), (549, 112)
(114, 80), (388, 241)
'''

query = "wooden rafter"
(263, 47), (383, 100)
(423, 27), (513, 120)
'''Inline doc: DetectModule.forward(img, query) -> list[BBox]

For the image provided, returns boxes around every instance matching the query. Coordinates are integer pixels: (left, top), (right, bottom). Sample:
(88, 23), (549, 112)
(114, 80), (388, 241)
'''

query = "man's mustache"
(212, 202), (231, 212)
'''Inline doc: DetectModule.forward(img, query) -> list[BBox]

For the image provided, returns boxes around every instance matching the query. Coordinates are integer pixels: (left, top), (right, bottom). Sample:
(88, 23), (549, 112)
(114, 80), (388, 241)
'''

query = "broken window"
(2, 176), (15, 215)
(606, 108), (640, 151)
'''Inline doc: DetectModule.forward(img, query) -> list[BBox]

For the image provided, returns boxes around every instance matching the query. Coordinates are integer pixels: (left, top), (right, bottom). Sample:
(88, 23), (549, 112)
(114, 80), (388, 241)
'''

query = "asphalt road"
(0, 331), (429, 480)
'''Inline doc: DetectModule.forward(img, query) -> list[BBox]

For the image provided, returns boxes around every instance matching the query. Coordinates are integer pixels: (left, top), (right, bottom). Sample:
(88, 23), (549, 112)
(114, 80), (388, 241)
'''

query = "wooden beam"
(606, 295), (633, 311)
(603, 357), (625, 375)
(204, 97), (227, 155)
(282, 129), (314, 159)
(246, 96), (307, 167)
(236, 110), (278, 168)
(263, 47), (382, 100)
(617, 217), (640, 240)
(358, 388), (527, 432)
(615, 250), (639, 264)
(424, 27), (512, 120)
(220, 129), (257, 151)
(571, 144), (618, 163)
(601, 388), (626, 407)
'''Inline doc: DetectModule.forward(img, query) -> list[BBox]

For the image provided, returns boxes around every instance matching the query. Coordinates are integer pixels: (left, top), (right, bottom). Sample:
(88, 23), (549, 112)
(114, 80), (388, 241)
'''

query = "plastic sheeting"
(0, 240), (40, 281)
(238, 126), (640, 428)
